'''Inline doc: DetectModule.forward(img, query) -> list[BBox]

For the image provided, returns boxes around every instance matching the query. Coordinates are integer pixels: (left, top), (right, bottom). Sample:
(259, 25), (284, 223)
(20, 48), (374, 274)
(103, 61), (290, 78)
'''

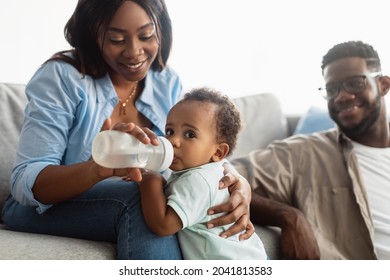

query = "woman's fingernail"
(221, 234), (227, 239)
(208, 210), (214, 215)
(218, 181), (224, 188)
(207, 223), (214, 229)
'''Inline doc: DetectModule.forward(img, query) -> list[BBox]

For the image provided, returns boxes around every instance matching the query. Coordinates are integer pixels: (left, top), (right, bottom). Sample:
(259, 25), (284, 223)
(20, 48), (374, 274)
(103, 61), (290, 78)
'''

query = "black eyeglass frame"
(318, 71), (382, 100)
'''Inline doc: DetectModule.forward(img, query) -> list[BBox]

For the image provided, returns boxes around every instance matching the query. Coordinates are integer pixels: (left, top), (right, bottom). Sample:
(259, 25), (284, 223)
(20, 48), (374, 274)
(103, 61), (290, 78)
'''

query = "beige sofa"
(0, 82), (297, 259)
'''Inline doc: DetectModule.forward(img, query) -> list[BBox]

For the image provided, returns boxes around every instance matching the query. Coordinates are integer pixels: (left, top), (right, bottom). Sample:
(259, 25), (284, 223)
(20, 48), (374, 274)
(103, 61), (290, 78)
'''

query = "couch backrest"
(0, 83), (289, 216)
(0, 83), (27, 216)
(229, 93), (289, 160)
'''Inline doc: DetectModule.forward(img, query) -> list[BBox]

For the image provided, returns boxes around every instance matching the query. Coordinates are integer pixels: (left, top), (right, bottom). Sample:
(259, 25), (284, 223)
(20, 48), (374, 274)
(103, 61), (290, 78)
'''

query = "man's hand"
(250, 192), (320, 259)
(279, 208), (320, 259)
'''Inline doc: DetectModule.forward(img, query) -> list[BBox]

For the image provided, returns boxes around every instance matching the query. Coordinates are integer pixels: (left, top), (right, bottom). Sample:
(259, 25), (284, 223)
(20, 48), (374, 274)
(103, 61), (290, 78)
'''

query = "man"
(232, 41), (390, 259)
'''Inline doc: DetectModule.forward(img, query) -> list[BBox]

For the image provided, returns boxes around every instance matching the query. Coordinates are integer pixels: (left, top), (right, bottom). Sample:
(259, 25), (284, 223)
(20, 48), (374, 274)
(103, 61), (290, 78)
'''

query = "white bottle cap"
(157, 137), (174, 172)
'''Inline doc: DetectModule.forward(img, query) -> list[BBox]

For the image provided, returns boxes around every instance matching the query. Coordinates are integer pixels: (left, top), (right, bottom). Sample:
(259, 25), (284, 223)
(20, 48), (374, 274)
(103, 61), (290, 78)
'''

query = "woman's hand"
(206, 164), (254, 240)
(93, 119), (159, 182)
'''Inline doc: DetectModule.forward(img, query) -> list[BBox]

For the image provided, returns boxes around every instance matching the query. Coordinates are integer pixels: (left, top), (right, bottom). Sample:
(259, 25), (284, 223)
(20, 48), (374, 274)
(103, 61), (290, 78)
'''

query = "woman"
(2, 0), (252, 259)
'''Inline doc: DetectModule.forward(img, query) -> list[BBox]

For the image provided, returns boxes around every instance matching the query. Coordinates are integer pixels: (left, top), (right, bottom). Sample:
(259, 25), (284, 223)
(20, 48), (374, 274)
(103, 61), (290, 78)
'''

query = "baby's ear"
(211, 143), (229, 162)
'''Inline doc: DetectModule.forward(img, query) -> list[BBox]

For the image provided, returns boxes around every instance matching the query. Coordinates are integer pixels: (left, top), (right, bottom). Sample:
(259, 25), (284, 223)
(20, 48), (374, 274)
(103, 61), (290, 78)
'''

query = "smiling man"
(232, 41), (390, 259)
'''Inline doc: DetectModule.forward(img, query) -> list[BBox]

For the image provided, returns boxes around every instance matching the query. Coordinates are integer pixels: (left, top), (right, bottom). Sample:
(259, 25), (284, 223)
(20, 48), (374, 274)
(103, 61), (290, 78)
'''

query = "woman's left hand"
(206, 165), (254, 240)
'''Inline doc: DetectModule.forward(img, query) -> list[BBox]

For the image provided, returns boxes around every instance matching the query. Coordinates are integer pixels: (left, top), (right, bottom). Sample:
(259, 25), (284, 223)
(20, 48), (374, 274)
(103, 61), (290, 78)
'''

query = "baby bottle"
(91, 130), (173, 172)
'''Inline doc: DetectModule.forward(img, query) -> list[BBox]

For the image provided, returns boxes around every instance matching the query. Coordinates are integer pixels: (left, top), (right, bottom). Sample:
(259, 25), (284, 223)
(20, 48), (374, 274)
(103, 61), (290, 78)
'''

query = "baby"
(139, 87), (267, 259)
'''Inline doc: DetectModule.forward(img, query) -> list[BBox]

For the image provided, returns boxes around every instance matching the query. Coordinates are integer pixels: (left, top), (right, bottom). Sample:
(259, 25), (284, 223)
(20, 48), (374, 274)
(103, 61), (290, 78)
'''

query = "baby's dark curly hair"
(321, 41), (381, 72)
(179, 87), (242, 157)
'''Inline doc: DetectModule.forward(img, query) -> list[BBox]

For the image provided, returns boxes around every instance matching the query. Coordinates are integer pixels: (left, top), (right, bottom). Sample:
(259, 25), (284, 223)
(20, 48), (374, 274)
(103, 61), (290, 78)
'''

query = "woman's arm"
(206, 162), (254, 240)
(33, 121), (157, 204)
(33, 161), (105, 204)
(138, 171), (182, 236)
(251, 192), (320, 260)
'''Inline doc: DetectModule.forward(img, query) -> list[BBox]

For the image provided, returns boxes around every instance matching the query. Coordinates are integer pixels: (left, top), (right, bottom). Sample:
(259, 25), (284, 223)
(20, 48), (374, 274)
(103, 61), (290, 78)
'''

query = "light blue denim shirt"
(11, 59), (183, 213)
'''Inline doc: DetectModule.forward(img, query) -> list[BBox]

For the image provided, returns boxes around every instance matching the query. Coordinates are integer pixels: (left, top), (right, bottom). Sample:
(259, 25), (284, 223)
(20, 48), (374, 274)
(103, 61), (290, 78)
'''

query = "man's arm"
(251, 192), (320, 260)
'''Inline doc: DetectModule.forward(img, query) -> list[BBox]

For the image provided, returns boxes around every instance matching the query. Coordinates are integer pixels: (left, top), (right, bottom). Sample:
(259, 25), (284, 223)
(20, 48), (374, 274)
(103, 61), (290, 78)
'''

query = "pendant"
(120, 103), (126, 116)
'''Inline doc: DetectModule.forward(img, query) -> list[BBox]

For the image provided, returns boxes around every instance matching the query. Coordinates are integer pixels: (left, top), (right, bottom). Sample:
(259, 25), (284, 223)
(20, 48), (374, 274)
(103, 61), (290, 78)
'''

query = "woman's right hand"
(94, 118), (159, 181)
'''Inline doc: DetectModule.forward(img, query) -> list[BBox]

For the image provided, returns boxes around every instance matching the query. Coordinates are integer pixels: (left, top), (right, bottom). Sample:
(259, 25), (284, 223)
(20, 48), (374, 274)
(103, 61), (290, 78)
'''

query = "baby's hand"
(139, 170), (166, 187)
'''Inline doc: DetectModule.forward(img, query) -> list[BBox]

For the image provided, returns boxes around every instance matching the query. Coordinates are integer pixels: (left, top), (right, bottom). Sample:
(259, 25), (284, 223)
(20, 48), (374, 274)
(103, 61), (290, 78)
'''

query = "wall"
(1, 0), (389, 113)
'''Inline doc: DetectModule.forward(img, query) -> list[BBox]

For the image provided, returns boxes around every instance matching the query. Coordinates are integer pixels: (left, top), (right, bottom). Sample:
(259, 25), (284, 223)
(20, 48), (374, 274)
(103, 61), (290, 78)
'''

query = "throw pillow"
(294, 106), (335, 135)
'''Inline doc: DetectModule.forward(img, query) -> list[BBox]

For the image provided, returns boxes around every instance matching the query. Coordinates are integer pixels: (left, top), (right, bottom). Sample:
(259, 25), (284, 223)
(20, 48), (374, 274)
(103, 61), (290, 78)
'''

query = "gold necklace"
(119, 82), (138, 116)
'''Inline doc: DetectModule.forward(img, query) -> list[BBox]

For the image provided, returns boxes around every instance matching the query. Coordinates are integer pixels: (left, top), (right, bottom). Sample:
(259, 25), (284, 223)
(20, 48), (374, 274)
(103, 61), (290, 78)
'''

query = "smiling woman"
(1, 0), (390, 114)
(2, 0), (185, 260)
(1, 0), (253, 261)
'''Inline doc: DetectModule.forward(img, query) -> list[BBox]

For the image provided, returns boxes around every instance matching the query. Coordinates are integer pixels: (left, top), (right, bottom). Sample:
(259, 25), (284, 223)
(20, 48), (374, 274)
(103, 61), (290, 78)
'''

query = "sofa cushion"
(0, 224), (116, 259)
(0, 83), (27, 219)
(230, 93), (289, 160)
(0, 89), (288, 206)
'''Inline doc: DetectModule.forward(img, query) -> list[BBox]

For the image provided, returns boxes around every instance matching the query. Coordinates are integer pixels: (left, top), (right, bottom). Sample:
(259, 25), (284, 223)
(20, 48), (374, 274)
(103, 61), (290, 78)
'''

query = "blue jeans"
(2, 177), (182, 260)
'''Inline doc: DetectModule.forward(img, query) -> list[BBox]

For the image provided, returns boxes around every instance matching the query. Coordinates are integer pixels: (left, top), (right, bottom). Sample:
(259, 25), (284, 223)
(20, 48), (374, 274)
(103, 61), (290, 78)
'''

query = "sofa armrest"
(255, 225), (281, 260)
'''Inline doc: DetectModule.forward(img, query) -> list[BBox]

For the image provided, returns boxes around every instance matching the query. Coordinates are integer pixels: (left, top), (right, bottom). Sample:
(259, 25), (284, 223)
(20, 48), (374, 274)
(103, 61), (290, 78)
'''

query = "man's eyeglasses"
(318, 72), (382, 100)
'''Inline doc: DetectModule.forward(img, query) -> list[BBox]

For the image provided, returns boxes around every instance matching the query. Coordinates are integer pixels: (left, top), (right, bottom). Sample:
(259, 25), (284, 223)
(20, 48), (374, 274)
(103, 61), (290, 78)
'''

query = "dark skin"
(251, 193), (320, 259)
(210, 171), (255, 240)
(250, 57), (390, 259)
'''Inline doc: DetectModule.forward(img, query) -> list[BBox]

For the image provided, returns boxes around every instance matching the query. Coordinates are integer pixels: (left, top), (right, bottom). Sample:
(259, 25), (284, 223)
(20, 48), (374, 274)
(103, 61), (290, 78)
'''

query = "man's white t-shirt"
(353, 141), (390, 259)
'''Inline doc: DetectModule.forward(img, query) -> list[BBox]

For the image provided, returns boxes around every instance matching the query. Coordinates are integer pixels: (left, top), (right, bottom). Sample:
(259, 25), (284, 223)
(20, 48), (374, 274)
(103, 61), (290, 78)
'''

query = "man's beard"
(331, 93), (382, 138)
